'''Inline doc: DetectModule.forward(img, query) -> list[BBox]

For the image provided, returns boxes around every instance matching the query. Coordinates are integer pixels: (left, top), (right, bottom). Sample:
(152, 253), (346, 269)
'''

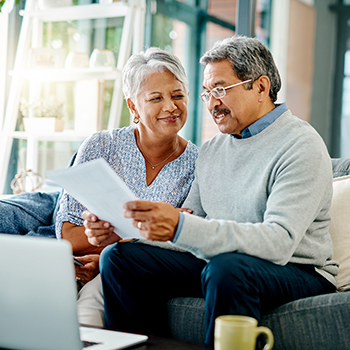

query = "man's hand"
(74, 254), (100, 284)
(123, 200), (179, 241)
(82, 210), (121, 247)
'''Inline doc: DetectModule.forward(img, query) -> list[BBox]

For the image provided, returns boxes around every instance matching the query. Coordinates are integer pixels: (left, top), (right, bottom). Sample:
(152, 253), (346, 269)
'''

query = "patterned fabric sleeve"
(55, 126), (199, 239)
(55, 131), (113, 238)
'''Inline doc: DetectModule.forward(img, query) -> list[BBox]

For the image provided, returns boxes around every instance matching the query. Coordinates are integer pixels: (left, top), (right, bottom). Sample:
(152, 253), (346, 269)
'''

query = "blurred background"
(0, 0), (348, 194)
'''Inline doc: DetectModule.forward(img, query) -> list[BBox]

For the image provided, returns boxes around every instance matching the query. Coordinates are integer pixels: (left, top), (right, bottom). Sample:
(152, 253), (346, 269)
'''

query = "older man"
(85, 36), (338, 346)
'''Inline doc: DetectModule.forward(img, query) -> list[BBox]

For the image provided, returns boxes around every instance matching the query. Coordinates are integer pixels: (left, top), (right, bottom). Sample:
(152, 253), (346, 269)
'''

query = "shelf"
(19, 3), (129, 22)
(9, 67), (121, 82)
(8, 130), (92, 142)
(0, 0), (145, 194)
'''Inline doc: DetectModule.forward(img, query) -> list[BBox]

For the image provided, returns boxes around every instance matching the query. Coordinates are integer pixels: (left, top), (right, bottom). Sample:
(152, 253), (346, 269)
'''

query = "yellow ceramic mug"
(214, 315), (274, 350)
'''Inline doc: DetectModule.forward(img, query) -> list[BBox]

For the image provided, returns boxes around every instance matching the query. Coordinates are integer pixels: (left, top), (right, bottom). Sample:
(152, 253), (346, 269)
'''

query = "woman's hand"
(82, 210), (121, 247)
(176, 208), (193, 214)
(74, 254), (100, 284)
(123, 200), (179, 241)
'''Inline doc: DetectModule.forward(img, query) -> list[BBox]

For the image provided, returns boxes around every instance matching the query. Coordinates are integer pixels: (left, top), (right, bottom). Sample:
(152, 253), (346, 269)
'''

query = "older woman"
(55, 47), (198, 327)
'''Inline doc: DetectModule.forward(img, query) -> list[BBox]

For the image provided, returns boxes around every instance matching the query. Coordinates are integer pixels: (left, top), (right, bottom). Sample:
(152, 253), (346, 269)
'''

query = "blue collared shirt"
(173, 102), (288, 243)
(239, 102), (288, 138)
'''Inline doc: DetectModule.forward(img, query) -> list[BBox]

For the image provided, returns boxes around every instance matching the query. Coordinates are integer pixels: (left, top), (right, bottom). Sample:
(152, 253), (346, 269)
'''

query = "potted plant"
(20, 97), (66, 132)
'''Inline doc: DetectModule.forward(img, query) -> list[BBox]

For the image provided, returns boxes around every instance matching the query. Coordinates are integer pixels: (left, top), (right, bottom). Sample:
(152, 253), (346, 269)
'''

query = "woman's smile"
(159, 115), (180, 123)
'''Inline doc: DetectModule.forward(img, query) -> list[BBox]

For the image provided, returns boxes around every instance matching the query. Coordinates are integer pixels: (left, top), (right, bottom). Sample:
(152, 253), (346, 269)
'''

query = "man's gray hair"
(200, 36), (281, 102)
(122, 47), (188, 102)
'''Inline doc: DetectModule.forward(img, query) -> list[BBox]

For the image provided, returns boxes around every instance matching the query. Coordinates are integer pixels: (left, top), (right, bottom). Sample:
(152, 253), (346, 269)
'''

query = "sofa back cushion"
(330, 158), (350, 291)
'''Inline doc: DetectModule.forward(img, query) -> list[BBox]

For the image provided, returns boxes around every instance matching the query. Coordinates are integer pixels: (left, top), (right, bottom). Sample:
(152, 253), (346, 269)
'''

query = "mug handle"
(256, 326), (274, 350)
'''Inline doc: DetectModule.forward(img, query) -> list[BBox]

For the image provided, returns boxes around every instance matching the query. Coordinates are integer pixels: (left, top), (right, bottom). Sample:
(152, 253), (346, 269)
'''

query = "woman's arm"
(61, 222), (105, 256)
(62, 212), (119, 284)
(74, 254), (100, 284)
(81, 211), (121, 247)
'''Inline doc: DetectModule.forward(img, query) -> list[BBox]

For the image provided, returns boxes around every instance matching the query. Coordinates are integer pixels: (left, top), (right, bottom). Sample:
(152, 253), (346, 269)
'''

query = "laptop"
(0, 234), (148, 350)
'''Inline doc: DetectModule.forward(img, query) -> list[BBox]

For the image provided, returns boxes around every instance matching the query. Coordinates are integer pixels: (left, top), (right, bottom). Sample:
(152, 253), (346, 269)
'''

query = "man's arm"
(182, 161), (206, 217)
(123, 201), (180, 242)
(173, 146), (333, 265)
(123, 136), (334, 269)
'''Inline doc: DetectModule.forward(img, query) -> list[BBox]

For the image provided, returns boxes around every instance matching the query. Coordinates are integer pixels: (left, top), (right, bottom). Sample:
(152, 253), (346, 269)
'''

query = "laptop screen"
(0, 234), (148, 350)
(0, 235), (83, 350)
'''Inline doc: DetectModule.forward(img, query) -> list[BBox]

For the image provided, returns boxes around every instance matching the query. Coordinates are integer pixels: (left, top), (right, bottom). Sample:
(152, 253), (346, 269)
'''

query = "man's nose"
(207, 94), (221, 111)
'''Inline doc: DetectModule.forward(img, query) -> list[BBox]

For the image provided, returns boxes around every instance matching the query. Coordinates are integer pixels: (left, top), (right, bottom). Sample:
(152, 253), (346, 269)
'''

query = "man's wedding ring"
(137, 221), (142, 229)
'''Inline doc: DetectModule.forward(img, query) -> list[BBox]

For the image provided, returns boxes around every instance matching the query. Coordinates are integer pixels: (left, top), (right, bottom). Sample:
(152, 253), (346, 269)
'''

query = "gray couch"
(167, 158), (350, 350)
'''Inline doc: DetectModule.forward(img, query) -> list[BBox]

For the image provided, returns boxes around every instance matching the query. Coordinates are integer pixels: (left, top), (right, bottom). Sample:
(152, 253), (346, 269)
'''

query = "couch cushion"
(329, 175), (350, 291)
(262, 292), (350, 350)
(168, 297), (205, 343)
(168, 292), (350, 350)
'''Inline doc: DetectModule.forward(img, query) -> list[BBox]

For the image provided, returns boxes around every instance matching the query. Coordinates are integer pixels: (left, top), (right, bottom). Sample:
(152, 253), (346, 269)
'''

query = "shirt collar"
(235, 103), (288, 139)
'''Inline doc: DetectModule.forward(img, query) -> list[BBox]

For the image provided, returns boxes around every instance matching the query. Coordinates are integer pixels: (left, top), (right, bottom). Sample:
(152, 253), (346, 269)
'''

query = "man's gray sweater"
(174, 110), (338, 285)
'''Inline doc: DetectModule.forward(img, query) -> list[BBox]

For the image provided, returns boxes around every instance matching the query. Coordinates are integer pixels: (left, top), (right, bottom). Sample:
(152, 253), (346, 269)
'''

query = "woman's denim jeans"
(0, 191), (61, 238)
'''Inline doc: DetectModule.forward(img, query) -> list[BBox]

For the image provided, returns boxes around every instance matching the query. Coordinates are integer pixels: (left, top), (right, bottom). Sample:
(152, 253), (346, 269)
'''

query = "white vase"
(89, 49), (116, 68)
(23, 118), (65, 133)
(65, 52), (89, 69)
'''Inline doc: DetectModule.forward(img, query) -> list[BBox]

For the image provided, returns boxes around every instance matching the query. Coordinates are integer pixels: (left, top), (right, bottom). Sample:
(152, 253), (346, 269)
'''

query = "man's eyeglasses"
(200, 79), (252, 103)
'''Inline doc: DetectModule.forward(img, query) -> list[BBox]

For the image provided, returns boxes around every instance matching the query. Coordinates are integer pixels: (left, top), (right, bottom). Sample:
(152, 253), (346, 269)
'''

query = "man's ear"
(255, 75), (271, 102)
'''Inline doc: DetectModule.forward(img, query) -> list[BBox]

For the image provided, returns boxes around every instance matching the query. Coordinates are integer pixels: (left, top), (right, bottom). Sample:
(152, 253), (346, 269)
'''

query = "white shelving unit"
(18, 3), (129, 21)
(6, 131), (94, 142)
(0, 0), (145, 194)
(0, 1), (11, 134)
(8, 67), (121, 82)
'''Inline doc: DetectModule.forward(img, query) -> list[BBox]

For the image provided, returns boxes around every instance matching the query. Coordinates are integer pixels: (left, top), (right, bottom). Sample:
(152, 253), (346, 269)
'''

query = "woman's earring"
(133, 116), (139, 124)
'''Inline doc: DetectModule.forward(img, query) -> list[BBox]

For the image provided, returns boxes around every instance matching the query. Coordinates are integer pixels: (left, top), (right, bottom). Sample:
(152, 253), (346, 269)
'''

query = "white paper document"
(46, 158), (142, 240)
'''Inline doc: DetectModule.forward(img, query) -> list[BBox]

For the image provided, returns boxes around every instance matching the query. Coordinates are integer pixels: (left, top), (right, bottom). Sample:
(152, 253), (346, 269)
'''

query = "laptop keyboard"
(83, 340), (102, 348)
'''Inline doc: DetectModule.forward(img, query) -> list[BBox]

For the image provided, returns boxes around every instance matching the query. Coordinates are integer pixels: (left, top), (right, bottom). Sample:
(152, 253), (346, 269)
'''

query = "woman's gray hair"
(200, 36), (281, 102)
(122, 47), (188, 102)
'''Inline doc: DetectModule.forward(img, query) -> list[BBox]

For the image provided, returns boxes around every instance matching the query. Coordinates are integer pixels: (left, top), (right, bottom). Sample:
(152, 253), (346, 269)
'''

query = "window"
(1, 0), (140, 194)
(145, 0), (271, 145)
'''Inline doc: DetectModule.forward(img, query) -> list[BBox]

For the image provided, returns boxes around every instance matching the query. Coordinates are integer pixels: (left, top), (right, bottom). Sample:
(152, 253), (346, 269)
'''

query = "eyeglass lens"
(200, 79), (252, 102)
(200, 87), (226, 102)
(211, 87), (226, 98)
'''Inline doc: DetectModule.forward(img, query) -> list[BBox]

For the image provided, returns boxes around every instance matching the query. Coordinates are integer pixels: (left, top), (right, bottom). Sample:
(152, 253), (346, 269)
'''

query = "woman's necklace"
(139, 138), (179, 170)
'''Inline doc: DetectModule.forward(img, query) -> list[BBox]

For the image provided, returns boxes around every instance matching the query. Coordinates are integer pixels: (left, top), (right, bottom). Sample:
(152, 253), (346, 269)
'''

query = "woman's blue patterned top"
(55, 126), (199, 238)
